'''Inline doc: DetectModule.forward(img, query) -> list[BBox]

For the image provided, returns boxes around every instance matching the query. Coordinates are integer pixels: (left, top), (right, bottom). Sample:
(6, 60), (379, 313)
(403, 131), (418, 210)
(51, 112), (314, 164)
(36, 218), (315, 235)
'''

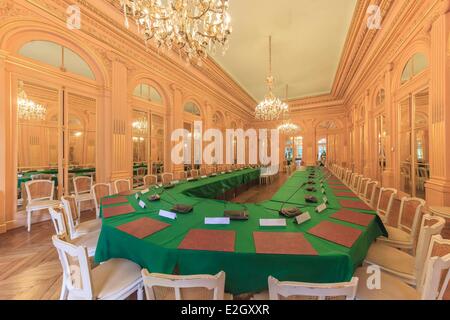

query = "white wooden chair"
(355, 235), (450, 300)
(344, 170), (352, 186)
(161, 173), (174, 185)
(364, 214), (445, 286)
(199, 167), (208, 176)
(352, 174), (362, 193)
(113, 179), (131, 194)
(362, 180), (378, 208)
(252, 276), (358, 300)
(375, 187), (397, 222)
(73, 176), (94, 216)
(49, 207), (99, 258)
(52, 235), (143, 300)
(141, 269), (232, 300)
(377, 197), (425, 252)
(358, 178), (370, 198)
(91, 183), (111, 218)
(24, 180), (60, 232)
(61, 195), (101, 239)
(133, 167), (146, 186)
(143, 175), (158, 187)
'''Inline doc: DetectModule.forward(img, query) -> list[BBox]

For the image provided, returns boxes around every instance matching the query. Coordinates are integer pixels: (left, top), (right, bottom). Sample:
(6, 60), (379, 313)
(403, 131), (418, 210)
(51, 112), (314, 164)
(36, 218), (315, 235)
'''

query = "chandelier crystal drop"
(255, 36), (288, 121)
(277, 85), (299, 135)
(17, 81), (47, 121)
(119, 0), (232, 65)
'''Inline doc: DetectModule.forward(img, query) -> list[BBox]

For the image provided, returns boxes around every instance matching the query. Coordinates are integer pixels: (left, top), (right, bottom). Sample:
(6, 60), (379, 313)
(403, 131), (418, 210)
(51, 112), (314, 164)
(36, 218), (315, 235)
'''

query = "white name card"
(321, 188), (326, 194)
(201, 175), (208, 179)
(323, 196), (328, 204)
(156, 184), (162, 188)
(260, 219), (287, 227)
(316, 203), (327, 213)
(221, 171), (226, 174)
(295, 212), (311, 225)
(204, 217), (230, 225)
(138, 200), (146, 209)
(171, 180), (180, 185)
(141, 188), (150, 194)
(159, 210), (177, 220)
(135, 193), (140, 200)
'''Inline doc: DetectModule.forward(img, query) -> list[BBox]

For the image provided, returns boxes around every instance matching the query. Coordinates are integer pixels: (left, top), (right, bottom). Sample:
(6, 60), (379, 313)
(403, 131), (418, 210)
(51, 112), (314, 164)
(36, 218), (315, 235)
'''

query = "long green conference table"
(95, 167), (387, 295)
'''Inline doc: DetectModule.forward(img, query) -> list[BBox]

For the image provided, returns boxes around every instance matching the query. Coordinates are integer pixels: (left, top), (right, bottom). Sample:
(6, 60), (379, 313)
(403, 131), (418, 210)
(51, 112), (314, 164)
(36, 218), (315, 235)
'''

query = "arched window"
(401, 53), (428, 84)
(376, 89), (385, 107)
(19, 40), (95, 80)
(133, 83), (163, 104)
(184, 102), (201, 116)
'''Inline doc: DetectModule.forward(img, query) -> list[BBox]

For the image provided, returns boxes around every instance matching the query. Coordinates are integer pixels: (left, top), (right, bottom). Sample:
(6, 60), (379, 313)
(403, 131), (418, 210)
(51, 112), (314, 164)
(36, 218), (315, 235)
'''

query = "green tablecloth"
(95, 167), (387, 295)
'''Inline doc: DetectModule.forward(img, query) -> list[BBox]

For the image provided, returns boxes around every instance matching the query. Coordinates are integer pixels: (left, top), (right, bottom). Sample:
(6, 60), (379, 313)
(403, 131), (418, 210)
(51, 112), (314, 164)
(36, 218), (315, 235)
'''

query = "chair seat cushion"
(365, 242), (415, 278)
(354, 267), (420, 300)
(76, 219), (102, 235)
(71, 230), (100, 257)
(27, 200), (60, 210)
(75, 193), (93, 202)
(378, 226), (413, 247)
(91, 258), (142, 300)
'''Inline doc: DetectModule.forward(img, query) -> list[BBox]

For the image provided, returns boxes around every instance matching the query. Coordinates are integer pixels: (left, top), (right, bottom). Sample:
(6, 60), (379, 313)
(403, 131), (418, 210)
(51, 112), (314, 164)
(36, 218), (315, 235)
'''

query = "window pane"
(64, 47), (95, 80)
(19, 41), (62, 69)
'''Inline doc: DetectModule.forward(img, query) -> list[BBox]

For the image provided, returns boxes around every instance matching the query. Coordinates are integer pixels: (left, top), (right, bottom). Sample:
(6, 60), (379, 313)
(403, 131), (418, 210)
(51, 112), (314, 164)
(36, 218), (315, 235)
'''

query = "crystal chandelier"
(277, 85), (299, 135)
(17, 81), (47, 121)
(132, 117), (148, 134)
(255, 36), (288, 121)
(120, 0), (232, 64)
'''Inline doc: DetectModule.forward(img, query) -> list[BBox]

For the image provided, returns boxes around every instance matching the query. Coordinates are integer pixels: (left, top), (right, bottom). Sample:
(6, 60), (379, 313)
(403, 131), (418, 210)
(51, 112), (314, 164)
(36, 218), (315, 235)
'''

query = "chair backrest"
(136, 167), (146, 176)
(91, 183), (111, 218)
(143, 175), (158, 187)
(73, 176), (92, 197)
(358, 178), (370, 196)
(114, 179), (131, 194)
(31, 173), (53, 180)
(25, 180), (55, 202)
(420, 235), (450, 300)
(268, 276), (358, 300)
(344, 170), (352, 185)
(61, 195), (80, 239)
(376, 187), (397, 219)
(52, 235), (93, 300)
(191, 169), (199, 178)
(418, 167), (429, 179)
(415, 214), (446, 286)
(49, 207), (69, 240)
(364, 180), (378, 205)
(141, 269), (226, 300)
(161, 173), (173, 184)
(199, 167), (207, 176)
(397, 197), (425, 243)
(353, 174), (362, 191)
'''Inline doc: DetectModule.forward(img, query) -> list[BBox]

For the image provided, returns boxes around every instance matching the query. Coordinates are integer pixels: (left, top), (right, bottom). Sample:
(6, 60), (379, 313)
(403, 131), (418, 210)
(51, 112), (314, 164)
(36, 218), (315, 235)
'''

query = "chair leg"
(137, 283), (144, 300)
(27, 209), (31, 232)
(60, 281), (68, 300)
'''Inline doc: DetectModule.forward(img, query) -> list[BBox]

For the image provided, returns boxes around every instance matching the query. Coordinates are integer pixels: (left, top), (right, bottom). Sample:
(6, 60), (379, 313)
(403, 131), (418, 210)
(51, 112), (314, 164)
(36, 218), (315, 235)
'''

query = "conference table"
(95, 167), (387, 295)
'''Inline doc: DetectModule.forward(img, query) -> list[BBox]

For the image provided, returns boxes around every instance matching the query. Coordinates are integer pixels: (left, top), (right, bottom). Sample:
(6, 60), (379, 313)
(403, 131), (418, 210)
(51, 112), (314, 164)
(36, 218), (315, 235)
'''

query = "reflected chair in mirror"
(49, 207), (98, 257)
(375, 187), (397, 223)
(133, 167), (146, 187)
(364, 214), (445, 286)
(61, 195), (101, 239)
(161, 173), (174, 185)
(400, 165), (411, 191)
(190, 169), (199, 178)
(91, 183), (112, 218)
(113, 179), (131, 194)
(52, 235), (143, 300)
(355, 235), (450, 300)
(417, 167), (429, 192)
(252, 276), (358, 300)
(377, 197), (425, 252)
(24, 180), (60, 232)
(73, 176), (94, 217)
(141, 269), (231, 300)
(143, 175), (158, 188)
